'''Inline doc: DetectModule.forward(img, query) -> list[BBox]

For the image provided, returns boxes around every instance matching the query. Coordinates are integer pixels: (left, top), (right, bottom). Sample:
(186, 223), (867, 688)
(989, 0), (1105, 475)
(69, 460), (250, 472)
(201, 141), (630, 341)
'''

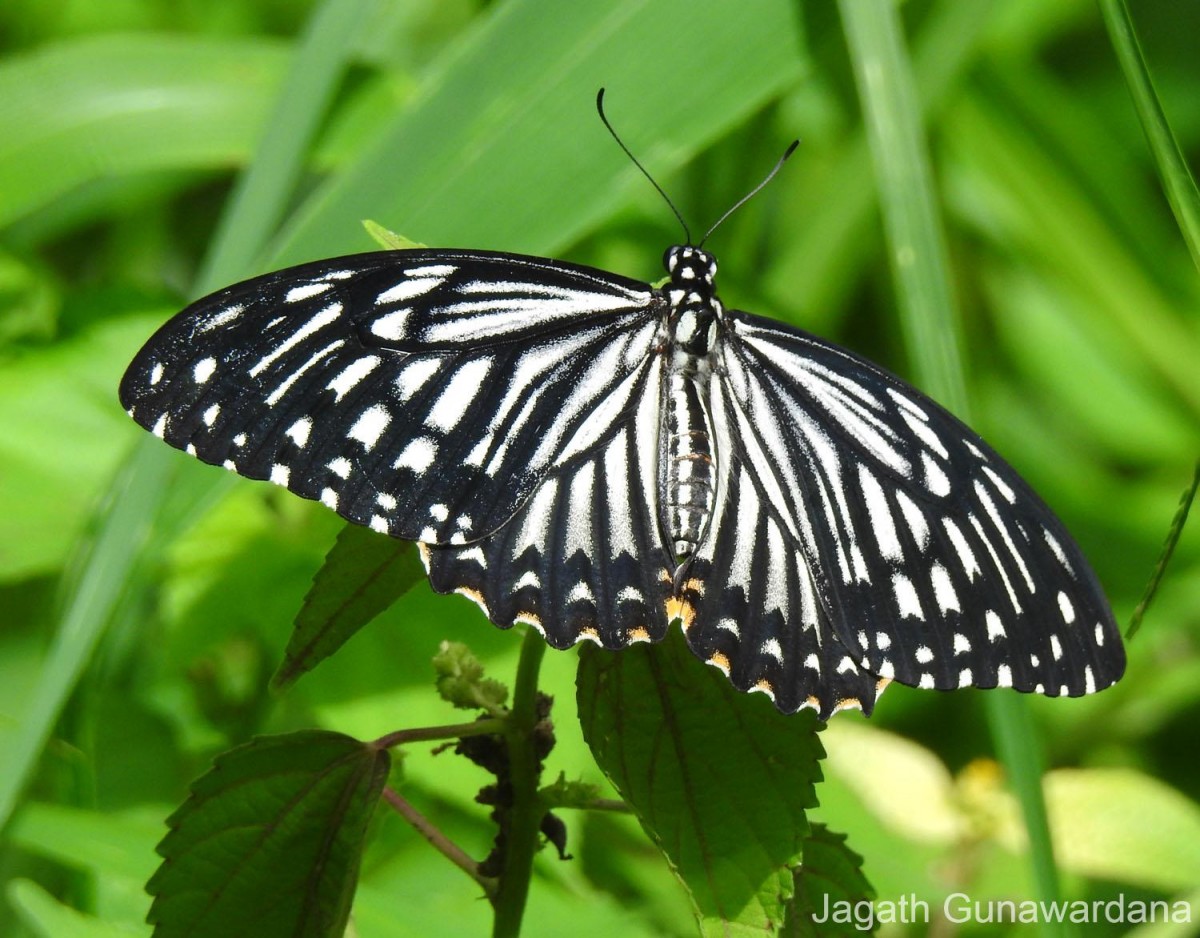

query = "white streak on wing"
(377, 276), (445, 305)
(198, 304), (244, 333)
(537, 330), (651, 468)
(327, 355), (381, 401)
(727, 469), (760, 596)
(395, 358), (441, 401)
(886, 387), (929, 420)
(899, 410), (949, 459)
(603, 431), (638, 558)
(968, 514), (1022, 614)
(858, 465), (901, 560)
(1043, 528), (1074, 574)
(426, 286), (647, 343)
(942, 518), (981, 579)
(250, 303), (342, 377)
(895, 490), (930, 550)
(892, 573), (922, 619)
(152, 414), (168, 438)
(425, 357), (491, 432)
(764, 521), (790, 619)
(202, 405), (219, 427)
(982, 465), (1016, 503)
(266, 340), (345, 406)
(348, 404), (391, 450)
(464, 330), (595, 470)
(515, 478), (559, 557)
(745, 336), (909, 475)
(405, 264), (456, 277)
(149, 362), (164, 385)
(974, 480), (1034, 591)
(564, 459), (597, 557)
(922, 452), (951, 496)
(931, 563), (960, 613)
(285, 282), (332, 303)
(370, 308), (410, 341)
(1058, 591), (1076, 624)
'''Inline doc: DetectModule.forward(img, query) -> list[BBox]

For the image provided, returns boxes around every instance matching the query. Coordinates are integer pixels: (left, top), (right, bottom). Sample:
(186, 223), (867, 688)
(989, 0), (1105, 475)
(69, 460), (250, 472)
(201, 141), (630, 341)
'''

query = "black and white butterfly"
(119, 230), (1125, 719)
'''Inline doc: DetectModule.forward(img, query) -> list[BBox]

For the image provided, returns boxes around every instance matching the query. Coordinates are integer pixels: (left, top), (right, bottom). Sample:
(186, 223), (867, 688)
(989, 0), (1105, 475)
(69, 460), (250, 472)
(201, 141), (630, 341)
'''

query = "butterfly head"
(664, 245), (717, 287)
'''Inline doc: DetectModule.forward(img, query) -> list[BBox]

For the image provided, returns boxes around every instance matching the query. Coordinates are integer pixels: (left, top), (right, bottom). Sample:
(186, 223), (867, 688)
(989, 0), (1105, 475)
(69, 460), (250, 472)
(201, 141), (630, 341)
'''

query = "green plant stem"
(1099, 0), (1200, 273)
(491, 628), (548, 938)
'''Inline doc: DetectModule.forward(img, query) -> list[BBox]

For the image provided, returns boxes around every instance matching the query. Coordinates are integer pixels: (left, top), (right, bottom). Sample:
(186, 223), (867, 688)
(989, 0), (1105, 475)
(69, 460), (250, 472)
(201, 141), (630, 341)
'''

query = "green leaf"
(1045, 767), (1200, 892)
(784, 825), (875, 937)
(577, 629), (823, 935)
(272, 524), (425, 690)
(0, 34), (288, 227)
(274, 0), (805, 264)
(7, 878), (147, 938)
(147, 730), (389, 938)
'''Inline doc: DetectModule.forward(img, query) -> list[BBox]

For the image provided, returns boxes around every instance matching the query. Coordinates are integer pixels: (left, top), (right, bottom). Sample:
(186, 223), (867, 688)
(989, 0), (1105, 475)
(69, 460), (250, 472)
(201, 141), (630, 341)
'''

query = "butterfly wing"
(119, 249), (665, 546)
(678, 309), (1124, 716)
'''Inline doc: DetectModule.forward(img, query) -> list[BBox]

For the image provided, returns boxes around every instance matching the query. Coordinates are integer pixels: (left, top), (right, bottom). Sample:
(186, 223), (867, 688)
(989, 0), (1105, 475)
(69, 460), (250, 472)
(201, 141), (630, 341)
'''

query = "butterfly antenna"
(698, 139), (799, 248)
(596, 88), (692, 245)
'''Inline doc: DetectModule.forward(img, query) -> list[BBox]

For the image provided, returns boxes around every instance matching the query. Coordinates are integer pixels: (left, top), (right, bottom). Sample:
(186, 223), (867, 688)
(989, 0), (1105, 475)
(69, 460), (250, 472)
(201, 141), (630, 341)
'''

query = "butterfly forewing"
(713, 310), (1124, 700)
(119, 250), (662, 546)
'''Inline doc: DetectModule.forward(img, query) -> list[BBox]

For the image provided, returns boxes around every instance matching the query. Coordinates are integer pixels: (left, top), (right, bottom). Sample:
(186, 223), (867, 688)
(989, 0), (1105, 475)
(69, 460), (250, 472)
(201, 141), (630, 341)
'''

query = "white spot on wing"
(149, 362), (164, 385)
(327, 355), (381, 401)
(193, 357), (216, 383)
(286, 417), (312, 449)
(348, 404), (391, 450)
(285, 282), (332, 303)
(270, 464), (290, 487)
(930, 563), (960, 613)
(394, 436), (437, 472)
(202, 404), (220, 427)
(891, 572), (922, 619)
(1057, 591), (1075, 624)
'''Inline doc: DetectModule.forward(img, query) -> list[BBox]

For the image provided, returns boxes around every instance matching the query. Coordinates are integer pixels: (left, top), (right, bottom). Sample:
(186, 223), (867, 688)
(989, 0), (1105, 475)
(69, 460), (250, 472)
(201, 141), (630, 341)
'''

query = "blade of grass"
(0, 0), (373, 834)
(837, 3), (1068, 936)
(1099, 0), (1200, 274)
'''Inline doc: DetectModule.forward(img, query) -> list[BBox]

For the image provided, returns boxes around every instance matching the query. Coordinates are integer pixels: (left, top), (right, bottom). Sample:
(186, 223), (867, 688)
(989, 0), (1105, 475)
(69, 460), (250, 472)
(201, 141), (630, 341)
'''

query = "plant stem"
(373, 718), (507, 750)
(491, 629), (547, 938)
(381, 786), (496, 895)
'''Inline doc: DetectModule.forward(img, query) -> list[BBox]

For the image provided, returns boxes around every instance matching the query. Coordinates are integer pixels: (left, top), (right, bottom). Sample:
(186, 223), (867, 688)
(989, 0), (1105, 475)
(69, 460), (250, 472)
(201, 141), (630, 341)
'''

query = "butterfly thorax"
(660, 246), (721, 564)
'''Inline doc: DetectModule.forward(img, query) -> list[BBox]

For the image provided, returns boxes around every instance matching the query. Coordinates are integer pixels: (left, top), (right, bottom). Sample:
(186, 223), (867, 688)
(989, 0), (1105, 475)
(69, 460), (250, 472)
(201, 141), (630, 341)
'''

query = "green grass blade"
(196, 0), (375, 294)
(1099, 0), (1200, 273)
(837, 2), (1067, 935)
(0, 0), (371, 834)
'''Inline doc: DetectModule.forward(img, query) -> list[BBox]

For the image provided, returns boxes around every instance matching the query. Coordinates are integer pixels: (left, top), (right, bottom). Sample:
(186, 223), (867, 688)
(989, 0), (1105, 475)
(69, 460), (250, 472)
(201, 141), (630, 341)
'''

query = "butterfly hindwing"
(424, 350), (675, 650)
(119, 250), (662, 547)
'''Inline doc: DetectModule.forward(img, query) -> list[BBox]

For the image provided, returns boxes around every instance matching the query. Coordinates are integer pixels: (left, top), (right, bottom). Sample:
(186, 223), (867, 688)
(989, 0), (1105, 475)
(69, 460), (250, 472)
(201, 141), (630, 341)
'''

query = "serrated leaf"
(577, 629), (823, 935)
(273, 524), (424, 690)
(783, 825), (875, 937)
(147, 730), (389, 938)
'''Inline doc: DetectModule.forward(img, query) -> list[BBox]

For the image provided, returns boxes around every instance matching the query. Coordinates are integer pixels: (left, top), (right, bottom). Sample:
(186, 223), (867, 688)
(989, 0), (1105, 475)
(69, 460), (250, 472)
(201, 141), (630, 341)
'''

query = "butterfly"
(119, 226), (1126, 719)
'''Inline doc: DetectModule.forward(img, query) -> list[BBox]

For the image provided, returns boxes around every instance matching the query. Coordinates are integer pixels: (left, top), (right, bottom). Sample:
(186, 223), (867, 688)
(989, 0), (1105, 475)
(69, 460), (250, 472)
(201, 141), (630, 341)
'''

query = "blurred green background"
(0, 0), (1197, 935)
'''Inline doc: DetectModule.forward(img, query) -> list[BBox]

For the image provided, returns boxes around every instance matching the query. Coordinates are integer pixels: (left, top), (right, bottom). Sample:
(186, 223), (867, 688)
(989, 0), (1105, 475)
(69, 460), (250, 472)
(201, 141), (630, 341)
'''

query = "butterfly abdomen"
(662, 369), (716, 561)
